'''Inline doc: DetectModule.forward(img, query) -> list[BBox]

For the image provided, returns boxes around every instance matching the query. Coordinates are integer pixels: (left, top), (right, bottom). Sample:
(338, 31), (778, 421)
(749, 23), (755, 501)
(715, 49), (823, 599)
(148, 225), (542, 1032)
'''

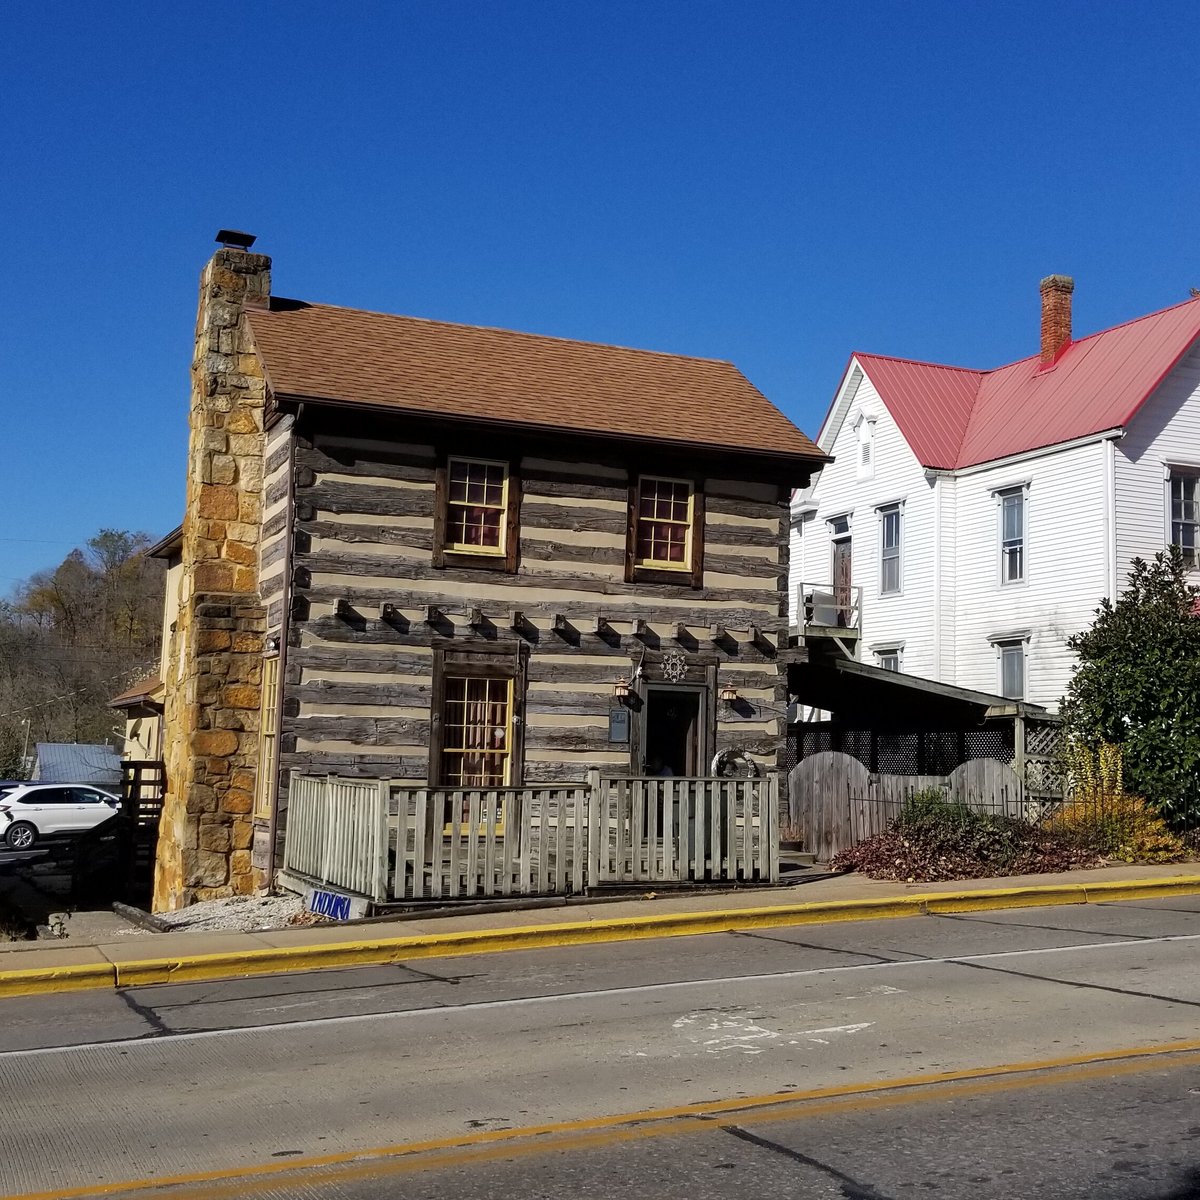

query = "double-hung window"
(435, 456), (519, 571)
(998, 486), (1026, 583)
(878, 504), (901, 596)
(447, 458), (508, 553)
(628, 475), (704, 585)
(997, 638), (1027, 700)
(1170, 470), (1200, 568)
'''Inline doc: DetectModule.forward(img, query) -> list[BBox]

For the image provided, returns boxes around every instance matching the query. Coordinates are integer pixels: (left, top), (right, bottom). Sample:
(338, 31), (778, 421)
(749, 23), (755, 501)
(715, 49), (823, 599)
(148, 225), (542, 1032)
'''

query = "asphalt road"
(3, 896), (1200, 1198)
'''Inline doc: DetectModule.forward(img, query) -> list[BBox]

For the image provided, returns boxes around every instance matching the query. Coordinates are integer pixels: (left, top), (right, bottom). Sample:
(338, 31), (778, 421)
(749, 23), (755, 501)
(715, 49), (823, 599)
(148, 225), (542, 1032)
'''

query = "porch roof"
(790, 656), (1050, 728)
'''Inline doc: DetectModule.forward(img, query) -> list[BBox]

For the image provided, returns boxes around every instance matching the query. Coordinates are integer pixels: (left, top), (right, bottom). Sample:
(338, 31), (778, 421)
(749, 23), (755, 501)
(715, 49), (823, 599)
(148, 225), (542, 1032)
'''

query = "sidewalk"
(2, 861), (1199, 997)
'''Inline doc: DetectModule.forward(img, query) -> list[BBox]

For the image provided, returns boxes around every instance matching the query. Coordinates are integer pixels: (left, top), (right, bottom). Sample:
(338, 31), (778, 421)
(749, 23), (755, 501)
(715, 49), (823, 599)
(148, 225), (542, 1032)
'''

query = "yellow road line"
(1, 875), (1198, 997)
(15, 1037), (1200, 1200)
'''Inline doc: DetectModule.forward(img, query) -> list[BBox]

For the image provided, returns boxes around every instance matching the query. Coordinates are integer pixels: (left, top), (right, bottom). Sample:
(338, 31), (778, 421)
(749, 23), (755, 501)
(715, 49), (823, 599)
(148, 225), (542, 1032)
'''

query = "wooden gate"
(787, 752), (1027, 861)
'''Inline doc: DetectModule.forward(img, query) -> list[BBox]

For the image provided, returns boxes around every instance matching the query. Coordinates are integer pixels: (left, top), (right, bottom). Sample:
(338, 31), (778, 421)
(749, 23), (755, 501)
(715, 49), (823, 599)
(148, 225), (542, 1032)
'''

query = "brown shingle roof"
(246, 300), (823, 462)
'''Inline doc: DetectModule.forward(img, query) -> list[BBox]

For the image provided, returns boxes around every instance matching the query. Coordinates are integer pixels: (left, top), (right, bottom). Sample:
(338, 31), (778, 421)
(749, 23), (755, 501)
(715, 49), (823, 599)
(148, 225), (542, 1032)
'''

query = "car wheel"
(5, 822), (37, 850)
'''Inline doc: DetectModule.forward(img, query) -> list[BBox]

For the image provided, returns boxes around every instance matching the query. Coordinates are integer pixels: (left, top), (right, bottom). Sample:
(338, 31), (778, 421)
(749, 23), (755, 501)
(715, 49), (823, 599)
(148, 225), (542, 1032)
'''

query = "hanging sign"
(609, 707), (631, 743)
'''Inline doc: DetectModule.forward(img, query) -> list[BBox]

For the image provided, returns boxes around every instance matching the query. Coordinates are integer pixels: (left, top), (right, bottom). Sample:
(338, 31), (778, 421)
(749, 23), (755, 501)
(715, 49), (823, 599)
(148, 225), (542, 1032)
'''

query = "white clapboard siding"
(793, 372), (938, 678)
(952, 440), (1108, 708)
(1115, 340), (1200, 582)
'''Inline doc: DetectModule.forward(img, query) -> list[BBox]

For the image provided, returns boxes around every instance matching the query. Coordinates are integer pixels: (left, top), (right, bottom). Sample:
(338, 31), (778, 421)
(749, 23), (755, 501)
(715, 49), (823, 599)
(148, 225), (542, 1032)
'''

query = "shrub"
(1047, 793), (1187, 864)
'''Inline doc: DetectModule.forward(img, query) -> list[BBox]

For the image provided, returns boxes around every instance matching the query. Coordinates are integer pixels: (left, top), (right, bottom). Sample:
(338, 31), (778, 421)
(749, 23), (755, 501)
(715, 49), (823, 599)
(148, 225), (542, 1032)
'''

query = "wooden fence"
(787, 752), (1028, 862)
(283, 775), (389, 900)
(590, 775), (777, 886)
(282, 771), (778, 903)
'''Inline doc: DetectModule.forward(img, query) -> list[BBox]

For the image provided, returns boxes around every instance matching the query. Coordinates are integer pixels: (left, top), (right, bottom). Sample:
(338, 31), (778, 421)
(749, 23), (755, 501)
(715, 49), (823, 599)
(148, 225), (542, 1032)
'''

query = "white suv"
(0, 784), (122, 849)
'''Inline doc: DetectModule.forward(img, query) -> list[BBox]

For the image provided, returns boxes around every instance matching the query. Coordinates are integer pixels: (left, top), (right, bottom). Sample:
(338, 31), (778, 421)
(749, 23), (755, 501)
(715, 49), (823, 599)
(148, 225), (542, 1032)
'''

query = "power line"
(0, 660), (157, 720)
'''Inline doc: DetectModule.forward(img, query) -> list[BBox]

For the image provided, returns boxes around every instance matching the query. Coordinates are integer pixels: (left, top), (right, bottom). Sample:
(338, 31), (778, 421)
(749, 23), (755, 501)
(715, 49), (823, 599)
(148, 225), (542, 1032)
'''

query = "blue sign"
(308, 889), (352, 921)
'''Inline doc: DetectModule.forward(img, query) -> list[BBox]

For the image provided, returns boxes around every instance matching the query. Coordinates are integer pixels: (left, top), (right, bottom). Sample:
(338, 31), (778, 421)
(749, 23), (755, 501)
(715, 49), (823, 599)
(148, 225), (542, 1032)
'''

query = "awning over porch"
(789, 656), (1049, 731)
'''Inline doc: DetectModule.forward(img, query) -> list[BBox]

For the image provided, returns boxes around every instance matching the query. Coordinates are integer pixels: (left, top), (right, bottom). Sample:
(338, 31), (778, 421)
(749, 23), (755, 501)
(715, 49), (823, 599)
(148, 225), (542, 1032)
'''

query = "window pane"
(1000, 644), (1024, 699)
(1170, 473), (1200, 566)
(441, 674), (512, 787)
(635, 478), (692, 567)
(1002, 494), (1022, 541)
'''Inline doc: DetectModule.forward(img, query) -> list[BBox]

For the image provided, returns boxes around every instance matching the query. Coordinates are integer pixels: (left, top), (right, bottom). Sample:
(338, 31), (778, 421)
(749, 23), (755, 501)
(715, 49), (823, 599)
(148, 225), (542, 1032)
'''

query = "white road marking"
(3, 930), (1199, 1062)
(674, 1007), (876, 1054)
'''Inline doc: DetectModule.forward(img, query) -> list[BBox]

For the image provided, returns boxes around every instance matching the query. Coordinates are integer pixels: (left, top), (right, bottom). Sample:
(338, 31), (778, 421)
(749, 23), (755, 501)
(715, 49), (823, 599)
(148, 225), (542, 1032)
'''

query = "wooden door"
(832, 537), (852, 628)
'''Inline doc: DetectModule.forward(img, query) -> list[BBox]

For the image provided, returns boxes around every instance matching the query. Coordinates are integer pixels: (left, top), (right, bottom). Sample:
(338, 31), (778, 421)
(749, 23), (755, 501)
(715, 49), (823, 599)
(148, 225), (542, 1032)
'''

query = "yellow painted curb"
(0, 961), (116, 998)
(4, 874), (1200, 997)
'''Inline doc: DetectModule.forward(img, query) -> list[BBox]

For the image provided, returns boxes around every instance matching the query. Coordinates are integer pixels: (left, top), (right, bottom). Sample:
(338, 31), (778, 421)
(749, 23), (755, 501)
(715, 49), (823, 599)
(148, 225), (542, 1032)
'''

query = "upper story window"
(434, 456), (519, 572)
(627, 475), (704, 586)
(1170, 470), (1200, 569)
(636, 476), (692, 567)
(878, 503), (901, 595)
(997, 486), (1027, 583)
(447, 458), (508, 554)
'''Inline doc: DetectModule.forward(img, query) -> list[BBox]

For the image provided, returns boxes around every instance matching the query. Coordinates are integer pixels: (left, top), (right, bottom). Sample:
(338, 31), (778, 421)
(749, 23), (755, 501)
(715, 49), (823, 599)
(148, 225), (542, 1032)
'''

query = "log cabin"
(153, 232), (826, 909)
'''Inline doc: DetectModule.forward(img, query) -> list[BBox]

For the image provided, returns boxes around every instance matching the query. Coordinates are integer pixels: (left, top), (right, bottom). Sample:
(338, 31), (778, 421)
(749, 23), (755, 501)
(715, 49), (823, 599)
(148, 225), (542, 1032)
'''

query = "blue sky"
(1, 1), (1197, 591)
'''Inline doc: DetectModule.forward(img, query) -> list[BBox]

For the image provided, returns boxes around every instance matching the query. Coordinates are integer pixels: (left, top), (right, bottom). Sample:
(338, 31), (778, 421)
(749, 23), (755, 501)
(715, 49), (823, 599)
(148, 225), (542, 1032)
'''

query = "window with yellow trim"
(440, 675), (513, 787)
(635, 476), (694, 569)
(445, 457), (509, 555)
(254, 655), (280, 820)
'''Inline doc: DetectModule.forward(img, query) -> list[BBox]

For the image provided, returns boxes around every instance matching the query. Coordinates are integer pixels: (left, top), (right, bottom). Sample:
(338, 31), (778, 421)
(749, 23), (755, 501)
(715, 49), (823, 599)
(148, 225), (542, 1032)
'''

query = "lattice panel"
(1025, 756), (1067, 796)
(1025, 720), (1064, 759)
(923, 732), (962, 776)
(875, 734), (919, 775)
(964, 727), (1014, 762)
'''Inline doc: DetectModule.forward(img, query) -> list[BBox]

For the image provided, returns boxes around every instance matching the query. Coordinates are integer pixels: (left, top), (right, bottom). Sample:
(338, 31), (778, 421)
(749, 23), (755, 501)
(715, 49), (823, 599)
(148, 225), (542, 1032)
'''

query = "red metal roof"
(851, 296), (1200, 469)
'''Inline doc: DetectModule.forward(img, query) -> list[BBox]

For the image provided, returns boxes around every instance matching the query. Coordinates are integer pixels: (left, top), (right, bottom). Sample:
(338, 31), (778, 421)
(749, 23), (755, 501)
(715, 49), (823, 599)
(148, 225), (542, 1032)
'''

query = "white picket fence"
(282, 770), (779, 902)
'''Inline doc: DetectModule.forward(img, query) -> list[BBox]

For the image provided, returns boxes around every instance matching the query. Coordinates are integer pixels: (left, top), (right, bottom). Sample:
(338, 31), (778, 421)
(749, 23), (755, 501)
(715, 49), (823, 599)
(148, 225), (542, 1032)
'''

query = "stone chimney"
(154, 233), (272, 911)
(1039, 274), (1074, 365)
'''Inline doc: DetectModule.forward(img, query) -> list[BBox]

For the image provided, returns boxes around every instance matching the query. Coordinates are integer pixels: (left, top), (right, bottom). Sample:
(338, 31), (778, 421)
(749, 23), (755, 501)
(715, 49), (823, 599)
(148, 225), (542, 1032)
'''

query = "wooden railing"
(391, 784), (589, 900)
(281, 771), (779, 903)
(589, 774), (777, 886)
(283, 775), (389, 900)
(796, 580), (862, 636)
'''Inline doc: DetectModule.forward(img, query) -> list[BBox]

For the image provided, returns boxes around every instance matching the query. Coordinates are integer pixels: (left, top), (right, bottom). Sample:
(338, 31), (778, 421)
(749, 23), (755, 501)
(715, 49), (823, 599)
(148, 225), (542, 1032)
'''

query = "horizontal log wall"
(279, 418), (795, 791)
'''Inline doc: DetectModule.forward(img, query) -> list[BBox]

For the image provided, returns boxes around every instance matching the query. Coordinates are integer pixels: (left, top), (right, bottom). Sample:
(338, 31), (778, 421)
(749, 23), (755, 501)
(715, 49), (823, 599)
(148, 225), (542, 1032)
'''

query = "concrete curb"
(3, 874), (1200, 997)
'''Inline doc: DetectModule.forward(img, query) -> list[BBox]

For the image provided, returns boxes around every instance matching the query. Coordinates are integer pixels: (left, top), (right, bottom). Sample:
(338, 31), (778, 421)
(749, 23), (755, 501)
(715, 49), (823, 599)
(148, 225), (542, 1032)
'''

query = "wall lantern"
(718, 682), (739, 711)
(612, 678), (631, 704)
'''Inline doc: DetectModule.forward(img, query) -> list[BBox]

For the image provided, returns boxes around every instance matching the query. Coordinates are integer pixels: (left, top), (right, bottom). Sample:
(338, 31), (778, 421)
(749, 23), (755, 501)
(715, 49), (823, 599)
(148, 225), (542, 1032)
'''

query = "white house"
(792, 277), (1200, 710)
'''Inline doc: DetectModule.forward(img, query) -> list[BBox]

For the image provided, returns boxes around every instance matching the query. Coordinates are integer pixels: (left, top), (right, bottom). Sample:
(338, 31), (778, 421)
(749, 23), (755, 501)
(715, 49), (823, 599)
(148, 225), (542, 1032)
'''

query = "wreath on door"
(710, 748), (760, 778)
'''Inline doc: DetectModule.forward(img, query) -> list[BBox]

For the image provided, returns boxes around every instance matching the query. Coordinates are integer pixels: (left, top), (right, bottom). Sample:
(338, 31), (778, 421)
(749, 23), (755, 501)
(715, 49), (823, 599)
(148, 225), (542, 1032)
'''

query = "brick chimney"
(1039, 274), (1074, 365)
(155, 232), (272, 911)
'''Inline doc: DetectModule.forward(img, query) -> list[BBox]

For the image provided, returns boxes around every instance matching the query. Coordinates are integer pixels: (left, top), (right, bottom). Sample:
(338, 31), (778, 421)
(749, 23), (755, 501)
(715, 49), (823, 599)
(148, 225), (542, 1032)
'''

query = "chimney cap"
(1039, 274), (1074, 293)
(215, 229), (257, 251)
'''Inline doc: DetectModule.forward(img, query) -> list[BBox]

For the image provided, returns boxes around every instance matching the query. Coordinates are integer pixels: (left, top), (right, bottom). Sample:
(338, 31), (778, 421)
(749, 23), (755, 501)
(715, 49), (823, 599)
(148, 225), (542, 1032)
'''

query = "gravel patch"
(155, 893), (315, 933)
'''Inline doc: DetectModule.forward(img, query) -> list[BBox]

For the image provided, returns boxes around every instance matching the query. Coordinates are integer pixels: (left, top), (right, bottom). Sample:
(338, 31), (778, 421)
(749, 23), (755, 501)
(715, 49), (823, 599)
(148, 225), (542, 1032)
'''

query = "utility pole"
(20, 719), (30, 779)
